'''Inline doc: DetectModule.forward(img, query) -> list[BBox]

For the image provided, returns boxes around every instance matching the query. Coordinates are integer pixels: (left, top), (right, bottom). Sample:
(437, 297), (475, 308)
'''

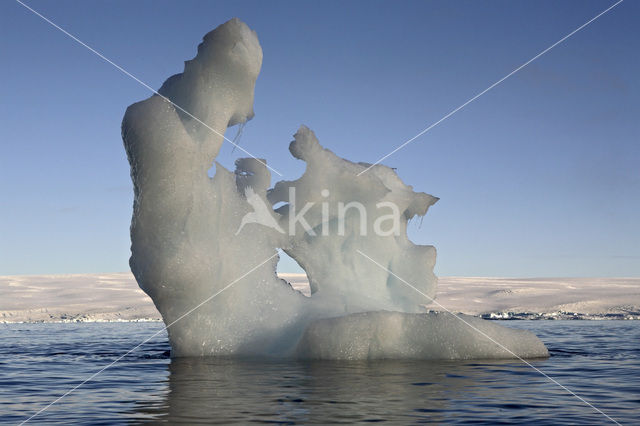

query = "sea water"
(2, 321), (638, 424)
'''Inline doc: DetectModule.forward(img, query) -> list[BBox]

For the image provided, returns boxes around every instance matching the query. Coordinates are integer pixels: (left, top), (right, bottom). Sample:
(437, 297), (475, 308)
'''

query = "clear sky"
(1, 0), (638, 277)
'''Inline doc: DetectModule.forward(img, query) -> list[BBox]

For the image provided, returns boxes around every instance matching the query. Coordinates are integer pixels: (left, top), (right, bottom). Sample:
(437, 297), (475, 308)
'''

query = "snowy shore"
(1, 273), (638, 323)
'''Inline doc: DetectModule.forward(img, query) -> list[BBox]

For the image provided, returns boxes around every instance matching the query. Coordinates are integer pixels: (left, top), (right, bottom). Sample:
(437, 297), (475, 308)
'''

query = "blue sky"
(1, 0), (638, 277)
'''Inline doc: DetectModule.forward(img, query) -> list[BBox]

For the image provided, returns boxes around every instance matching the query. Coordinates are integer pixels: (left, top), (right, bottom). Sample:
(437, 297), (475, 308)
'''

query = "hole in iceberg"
(277, 249), (311, 297)
(207, 162), (216, 178)
(272, 201), (287, 212)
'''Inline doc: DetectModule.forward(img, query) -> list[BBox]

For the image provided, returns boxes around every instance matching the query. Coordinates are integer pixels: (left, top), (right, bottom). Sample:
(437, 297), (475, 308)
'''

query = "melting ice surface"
(122, 19), (548, 359)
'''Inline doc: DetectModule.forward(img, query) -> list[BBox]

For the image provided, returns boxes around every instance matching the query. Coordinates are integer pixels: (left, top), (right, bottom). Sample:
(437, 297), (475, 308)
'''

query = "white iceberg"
(122, 18), (548, 360)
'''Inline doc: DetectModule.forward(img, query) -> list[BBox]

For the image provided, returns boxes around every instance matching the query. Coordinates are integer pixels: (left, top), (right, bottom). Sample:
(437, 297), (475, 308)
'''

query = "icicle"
(230, 121), (246, 154)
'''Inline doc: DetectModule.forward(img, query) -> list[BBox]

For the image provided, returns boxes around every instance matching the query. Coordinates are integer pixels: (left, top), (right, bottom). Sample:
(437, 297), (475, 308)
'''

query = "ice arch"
(122, 18), (548, 359)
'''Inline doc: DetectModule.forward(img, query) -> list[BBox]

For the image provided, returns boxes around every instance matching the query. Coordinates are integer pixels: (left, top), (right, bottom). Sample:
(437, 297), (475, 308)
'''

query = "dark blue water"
(1, 321), (638, 425)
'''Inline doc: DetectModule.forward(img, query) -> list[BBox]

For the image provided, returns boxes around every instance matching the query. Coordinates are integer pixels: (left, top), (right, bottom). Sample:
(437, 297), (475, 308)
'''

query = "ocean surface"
(1, 321), (638, 425)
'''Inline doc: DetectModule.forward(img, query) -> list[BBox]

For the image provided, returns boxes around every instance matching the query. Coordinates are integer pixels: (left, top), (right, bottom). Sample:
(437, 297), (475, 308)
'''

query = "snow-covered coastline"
(1, 273), (638, 323)
(424, 277), (640, 320)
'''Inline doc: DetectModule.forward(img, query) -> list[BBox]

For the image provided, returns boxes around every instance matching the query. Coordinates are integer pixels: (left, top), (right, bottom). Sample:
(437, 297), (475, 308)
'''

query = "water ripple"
(1, 321), (638, 424)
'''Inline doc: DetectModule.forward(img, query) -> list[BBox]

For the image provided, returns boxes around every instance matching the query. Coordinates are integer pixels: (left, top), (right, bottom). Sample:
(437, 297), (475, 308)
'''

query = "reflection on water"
(2, 322), (639, 424)
(152, 358), (482, 423)
(135, 356), (588, 424)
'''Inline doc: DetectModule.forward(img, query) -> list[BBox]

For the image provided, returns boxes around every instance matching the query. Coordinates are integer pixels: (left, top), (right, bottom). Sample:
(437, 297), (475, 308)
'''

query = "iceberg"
(296, 311), (548, 360)
(122, 18), (548, 359)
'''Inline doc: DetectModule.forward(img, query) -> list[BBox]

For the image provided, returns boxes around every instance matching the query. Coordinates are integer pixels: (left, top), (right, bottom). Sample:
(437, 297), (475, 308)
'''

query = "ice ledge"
(296, 311), (549, 360)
